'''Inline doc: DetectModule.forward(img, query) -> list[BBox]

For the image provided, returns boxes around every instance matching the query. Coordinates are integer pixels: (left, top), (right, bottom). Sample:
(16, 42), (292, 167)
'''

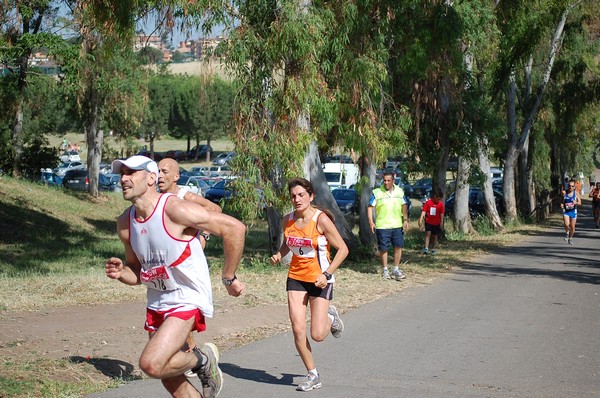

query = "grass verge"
(0, 175), (558, 397)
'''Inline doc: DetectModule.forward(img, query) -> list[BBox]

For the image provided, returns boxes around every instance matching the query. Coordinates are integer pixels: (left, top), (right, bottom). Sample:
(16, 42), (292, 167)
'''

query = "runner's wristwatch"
(323, 271), (332, 280)
(222, 275), (237, 286)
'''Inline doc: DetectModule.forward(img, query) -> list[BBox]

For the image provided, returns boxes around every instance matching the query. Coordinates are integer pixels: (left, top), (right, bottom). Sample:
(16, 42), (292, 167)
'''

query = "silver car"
(53, 161), (86, 177)
(60, 151), (81, 163)
(212, 151), (236, 166)
(177, 176), (210, 196)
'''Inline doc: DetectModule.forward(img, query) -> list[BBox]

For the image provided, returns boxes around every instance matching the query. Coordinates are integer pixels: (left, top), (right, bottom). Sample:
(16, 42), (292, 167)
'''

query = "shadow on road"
(220, 362), (300, 386)
(458, 218), (600, 285)
(69, 356), (140, 380)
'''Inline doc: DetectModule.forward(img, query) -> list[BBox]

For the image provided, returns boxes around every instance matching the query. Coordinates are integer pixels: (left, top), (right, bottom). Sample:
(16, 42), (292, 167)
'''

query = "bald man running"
(158, 158), (222, 248)
(158, 158), (223, 359)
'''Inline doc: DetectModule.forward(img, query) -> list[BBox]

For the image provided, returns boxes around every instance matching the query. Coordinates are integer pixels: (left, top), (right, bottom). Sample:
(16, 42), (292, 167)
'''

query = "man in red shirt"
(418, 189), (445, 255)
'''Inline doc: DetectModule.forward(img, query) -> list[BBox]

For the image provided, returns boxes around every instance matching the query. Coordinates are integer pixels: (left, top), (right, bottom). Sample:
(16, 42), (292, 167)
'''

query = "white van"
(323, 162), (360, 190)
(490, 167), (503, 180)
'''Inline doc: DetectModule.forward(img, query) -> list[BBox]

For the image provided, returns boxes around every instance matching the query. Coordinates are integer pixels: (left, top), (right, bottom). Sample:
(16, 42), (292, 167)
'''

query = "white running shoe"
(328, 305), (344, 338)
(296, 373), (322, 391)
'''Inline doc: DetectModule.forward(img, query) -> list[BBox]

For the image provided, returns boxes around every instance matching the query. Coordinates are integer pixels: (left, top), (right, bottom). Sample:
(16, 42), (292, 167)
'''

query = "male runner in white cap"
(106, 155), (245, 398)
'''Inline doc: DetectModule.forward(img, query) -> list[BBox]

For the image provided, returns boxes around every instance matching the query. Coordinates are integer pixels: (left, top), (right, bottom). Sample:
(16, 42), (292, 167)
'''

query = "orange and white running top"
(284, 209), (334, 284)
(128, 193), (213, 317)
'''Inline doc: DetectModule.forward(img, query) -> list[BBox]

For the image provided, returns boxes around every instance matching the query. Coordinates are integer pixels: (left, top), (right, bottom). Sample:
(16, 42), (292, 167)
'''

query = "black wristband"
(323, 271), (332, 280)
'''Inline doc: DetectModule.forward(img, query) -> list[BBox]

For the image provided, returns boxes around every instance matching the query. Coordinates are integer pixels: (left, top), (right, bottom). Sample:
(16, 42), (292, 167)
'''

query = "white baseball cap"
(111, 155), (159, 178)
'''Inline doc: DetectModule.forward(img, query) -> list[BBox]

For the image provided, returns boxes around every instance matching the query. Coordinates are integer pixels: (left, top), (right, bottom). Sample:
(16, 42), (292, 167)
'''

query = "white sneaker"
(391, 269), (406, 280)
(296, 373), (322, 391)
(328, 305), (344, 338)
(382, 269), (391, 280)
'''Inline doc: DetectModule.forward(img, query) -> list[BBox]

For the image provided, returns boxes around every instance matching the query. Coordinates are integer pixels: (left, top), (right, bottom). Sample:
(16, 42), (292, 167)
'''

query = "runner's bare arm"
(106, 212), (142, 285)
(182, 191), (222, 213)
(316, 213), (348, 274)
(167, 200), (246, 296)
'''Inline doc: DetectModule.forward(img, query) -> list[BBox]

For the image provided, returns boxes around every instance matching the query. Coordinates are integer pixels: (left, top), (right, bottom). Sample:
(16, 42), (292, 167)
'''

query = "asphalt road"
(89, 204), (600, 398)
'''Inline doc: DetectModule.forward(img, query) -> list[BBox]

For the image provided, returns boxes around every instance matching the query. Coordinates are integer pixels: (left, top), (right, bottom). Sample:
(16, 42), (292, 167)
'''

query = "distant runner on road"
(561, 179), (581, 245)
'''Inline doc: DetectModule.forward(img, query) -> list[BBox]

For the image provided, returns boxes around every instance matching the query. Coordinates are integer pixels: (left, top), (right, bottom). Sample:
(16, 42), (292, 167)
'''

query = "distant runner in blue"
(561, 179), (581, 245)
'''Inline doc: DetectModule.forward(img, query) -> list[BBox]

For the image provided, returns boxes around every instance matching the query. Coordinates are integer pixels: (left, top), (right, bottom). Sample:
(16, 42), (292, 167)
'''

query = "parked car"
(413, 178), (432, 199)
(136, 148), (164, 161)
(204, 179), (232, 203)
(385, 156), (403, 170)
(60, 150), (81, 163)
(177, 176), (210, 196)
(164, 150), (188, 162)
(492, 178), (503, 193)
(40, 168), (62, 187)
(332, 188), (359, 215)
(187, 145), (212, 160)
(445, 187), (505, 217)
(207, 165), (232, 176)
(212, 151), (236, 166)
(99, 173), (122, 192)
(188, 166), (209, 175)
(99, 162), (112, 174)
(199, 176), (222, 187)
(489, 167), (503, 180)
(324, 154), (354, 164)
(62, 169), (89, 191)
(53, 161), (85, 177)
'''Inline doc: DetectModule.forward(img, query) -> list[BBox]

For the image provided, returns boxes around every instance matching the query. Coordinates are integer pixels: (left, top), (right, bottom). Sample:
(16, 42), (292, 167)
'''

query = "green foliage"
(0, 74), (71, 174)
(167, 74), (236, 145)
(138, 72), (172, 142)
(217, 0), (413, 220)
(136, 46), (164, 64)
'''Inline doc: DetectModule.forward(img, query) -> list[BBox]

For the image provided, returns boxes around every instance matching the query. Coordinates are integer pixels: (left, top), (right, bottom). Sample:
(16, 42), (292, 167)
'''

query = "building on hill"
(134, 35), (163, 51)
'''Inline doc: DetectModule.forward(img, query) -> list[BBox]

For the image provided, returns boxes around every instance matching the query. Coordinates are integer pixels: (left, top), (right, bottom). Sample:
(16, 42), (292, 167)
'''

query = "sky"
(138, 15), (226, 48)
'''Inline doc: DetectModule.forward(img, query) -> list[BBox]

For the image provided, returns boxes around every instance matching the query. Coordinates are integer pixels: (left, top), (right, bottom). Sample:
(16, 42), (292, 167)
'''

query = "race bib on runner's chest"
(429, 207), (437, 216)
(140, 265), (178, 291)
(286, 236), (315, 258)
(565, 202), (575, 210)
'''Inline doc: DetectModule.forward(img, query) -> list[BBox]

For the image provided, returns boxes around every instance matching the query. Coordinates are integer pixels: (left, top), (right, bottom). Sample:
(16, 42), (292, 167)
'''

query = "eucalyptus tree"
(388, 1), (480, 232)
(169, 74), (235, 160)
(212, 0), (412, 250)
(0, 1), (65, 178)
(493, 0), (586, 222)
(140, 72), (174, 157)
(456, 0), (504, 230)
(58, 0), (202, 196)
(545, 3), (600, 194)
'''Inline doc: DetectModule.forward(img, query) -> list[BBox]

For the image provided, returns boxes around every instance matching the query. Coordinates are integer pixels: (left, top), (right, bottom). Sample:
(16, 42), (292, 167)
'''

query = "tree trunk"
(517, 135), (531, 215)
(11, 51), (29, 179)
(86, 85), (102, 197)
(303, 141), (358, 249)
(477, 136), (504, 231)
(434, 76), (452, 198)
(358, 154), (377, 248)
(11, 100), (24, 178)
(265, 206), (282, 256)
(454, 156), (473, 233)
(503, 5), (573, 222)
(504, 73), (519, 222)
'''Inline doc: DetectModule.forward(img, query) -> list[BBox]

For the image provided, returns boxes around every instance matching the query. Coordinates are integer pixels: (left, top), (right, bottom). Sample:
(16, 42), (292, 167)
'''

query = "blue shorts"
(563, 209), (577, 219)
(594, 201), (600, 210)
(376, 228), (405, 252)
